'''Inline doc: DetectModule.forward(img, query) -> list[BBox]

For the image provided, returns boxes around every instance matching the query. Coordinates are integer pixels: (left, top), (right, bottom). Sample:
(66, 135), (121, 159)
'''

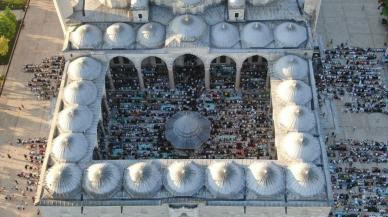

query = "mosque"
(35, 0), (333, 216)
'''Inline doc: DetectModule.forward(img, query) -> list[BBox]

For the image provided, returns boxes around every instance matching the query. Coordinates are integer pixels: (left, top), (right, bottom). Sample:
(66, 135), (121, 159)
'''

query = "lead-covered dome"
(278, 105), (315, 132)
(248, 0), (276, 6)
(229, 0), (245, 8)
(51, 133), (89, 163)
(273, 55), (308, 80)
(83, 162), (122, 198)
(241, 22), (273, 48)
(68, 57), (102, 81)
(211, 22), (240, 48)
(131, 0), (148, 9)
(58, 105), (93, 133)
(287, 162), (325, 196)
(137, 22), (166, 49)
(276, 80), (312, 105)
(124, 162), (162, 197)
(70, 24), (103, 49)
(246, 161), (284, 196)
(45, 163), (82, 198)
(99, 0), (129, 8)
(280, 132), (320, 162)
(274, 22), (307, 48)
(104, 23), (135, 49)
(165, 161), (204, 196)
(63, 80), (98, 106)
(169, 14), (207, 42)
(206, 161), (244, 198)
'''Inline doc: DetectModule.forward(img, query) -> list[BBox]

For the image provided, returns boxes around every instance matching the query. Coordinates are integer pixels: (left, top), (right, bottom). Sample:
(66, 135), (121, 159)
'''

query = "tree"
(0, 36), (9, 56)
(0, 7), (17, 39)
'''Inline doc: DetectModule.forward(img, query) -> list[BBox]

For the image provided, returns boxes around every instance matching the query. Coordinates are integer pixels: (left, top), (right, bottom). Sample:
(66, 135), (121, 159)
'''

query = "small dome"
(131, 0), (148, 9)
(241, 22), (273, 48)
(287, 162), (325, 196)
(206, 161), (244, 198)
(211, 22), (240, 48)
(58, 105), (93, 133)
(68, 57), (102, 81)
(99, 0), (129, 8)
(229, 0), (245, 8)
(137, 22), (166, 49)
(45, 163), (82, 198)
(165, 111), (211, 150)
(248, 0), (276, 6)
(273, 55), (308, 80)
(70, 24), (102, 49)
(165, 161), (204, 196)
(274, 22), (307, 48)
(169, 14), (207, 42)
(83, 162), (122, 198)
(104, 23), (135, 49)
(280, 132), (320, 162)
(246, 162), (284, 196)
(63, 80), (98, 106)
(124, 162), (162, 197)
(51, 133), (89, 163)
(278, 105), (315, 132)
(276, 80), (312, 105)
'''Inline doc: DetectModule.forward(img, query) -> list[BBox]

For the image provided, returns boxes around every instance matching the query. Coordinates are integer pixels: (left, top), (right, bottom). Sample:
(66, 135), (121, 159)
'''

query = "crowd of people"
(97, 59), (274, 159)
(327, 138), (387, 217)
(314, 46), (387, 113)
(25, 56), (65, 100)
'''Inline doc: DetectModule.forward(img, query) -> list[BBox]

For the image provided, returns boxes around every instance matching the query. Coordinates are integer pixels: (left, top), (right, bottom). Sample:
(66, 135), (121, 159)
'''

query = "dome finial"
(221, 23), (227, 30)
(287, 23), (296, 31)
(253, 22), (261, 30)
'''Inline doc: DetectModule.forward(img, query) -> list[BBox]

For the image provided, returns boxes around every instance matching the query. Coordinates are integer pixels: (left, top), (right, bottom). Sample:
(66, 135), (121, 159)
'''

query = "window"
(235, 13), (239, 18)
(138, 13), (142, 19)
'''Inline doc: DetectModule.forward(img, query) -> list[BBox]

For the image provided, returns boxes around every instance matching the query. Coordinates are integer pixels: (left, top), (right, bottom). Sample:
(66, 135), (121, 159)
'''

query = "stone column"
(135, 63), (145, 90)
(235, 65), (242, 90)
(107, 73), (115, 90)
(168, 65), (175, 89)
(205, 66), (210, 90)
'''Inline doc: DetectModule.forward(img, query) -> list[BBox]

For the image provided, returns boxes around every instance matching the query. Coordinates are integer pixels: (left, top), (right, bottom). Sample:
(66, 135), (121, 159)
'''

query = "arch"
(107, 56), (139, 91)
(241, 55), (268, 90)
(210, 55), (236, 89)
(173, 54), (205, 94)
(141, 56), (169, 91)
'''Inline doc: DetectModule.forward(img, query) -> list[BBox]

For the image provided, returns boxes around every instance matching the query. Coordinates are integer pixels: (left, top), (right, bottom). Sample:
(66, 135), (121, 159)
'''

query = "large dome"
(276, 80), (312, 105)
(83, 162), (122, 198)
(206, 161), (244, 198)
(63, 80), (98, 106)
(164, 161), (204, 196)
(165, 111), (211, 150)
(99, 0), (129, 8)
(248, 0), (276, 6)
(51, 133), (89, 163)
(241, 22), (273, 48)
(70, 24), (102, 49)
(45, 163), (82, 198)
(278, 105), (315, 132)
(211, 22), (240, 48)
(246, 161), (284, 196)
(124, 162), (162, 197)
(273, 55), (308, 80)
(67, 57), (102, 81)
(274, 22), (307, 48)
(137, 22), (166, 49)
(57, 105), (93, 133)
(280, 132), (320, 162)
(287, 162), (325, 196)
(104, 23), (135, 49)
(169, 14), (207, 42)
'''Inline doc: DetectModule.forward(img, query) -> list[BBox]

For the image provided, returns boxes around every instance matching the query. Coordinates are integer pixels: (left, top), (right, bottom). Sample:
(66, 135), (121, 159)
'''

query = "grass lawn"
(0, 0), (27, 10)
(0, 21), (21, 65)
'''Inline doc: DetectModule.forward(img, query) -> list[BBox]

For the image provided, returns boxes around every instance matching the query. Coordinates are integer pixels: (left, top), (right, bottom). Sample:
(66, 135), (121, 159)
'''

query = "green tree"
(0, 36), (9, 56)
(0, 7), (17, 39)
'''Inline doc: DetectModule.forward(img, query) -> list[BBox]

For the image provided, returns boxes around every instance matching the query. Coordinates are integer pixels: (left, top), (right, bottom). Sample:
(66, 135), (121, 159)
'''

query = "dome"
(70, 24), (103, 49)
(276, 80), (312, 105)
(273, 55), (308, 80)
(287, 162), (325, 196)
(246, 161), (284, 196)
(176, 0), (201, 7)
(241, 22), (273, 48)
(99, 0), (129, 8)
(164, 161), (204, 196)
(83, 162), (122, 198)
(68, 57), (102, 81)
(248, 0), (276, 6)
(63, 80), (98, 106)
(124, 162), (162, 197)
(165, 111), (211, 150)
(57, 105), (93, 133)
(206, 161), (244, 198)
(45, 163), (82, 198)
(51, 133), (89, 163)
(131, 0), (148, 9)
(104, 23), (135, 49)
(278, 105), (315, 132)
(169, 14), (207, 42)
(274, 22), (307, 48)
(137, 22), (166, 49)
(211, 22), (240, 48)
(229, 0), (245, 8)
(280, 132), (320, 162)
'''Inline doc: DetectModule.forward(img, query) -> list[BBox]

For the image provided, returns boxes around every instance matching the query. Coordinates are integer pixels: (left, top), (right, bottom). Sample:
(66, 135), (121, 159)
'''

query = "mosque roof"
(246, 161), (284, 196)
(276, 80), (312, 105)
(137, 22), (166, 48)
(51, 133), (89, 163)
(57, 105), (94, 133)
(67, 56), (103, 81)
(168, 14), (207, 42)
(45, 163), (82, 198)
(211, 22), (240, 48)
(287, 162), (325, 196)
(274, 22), (307, 48)
(70, 24), (103, 49)
(131, 0), (148, 9)
(63, 80), (98, 106)
(273, 55), (309, 80)
(280, 132), (320, 162)
(124, 162), (163, 197)
(98, 0), (129, 8)
(228, 0), (245, 8)
(241, 22), (273, 48)
(103, 23), (136, 49)
(278, 104), (315, 132)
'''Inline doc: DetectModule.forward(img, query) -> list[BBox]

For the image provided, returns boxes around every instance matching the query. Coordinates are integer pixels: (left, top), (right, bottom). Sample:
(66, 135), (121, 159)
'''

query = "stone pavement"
(0, 0), (63, 216)
(317, 0), (387, 48)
